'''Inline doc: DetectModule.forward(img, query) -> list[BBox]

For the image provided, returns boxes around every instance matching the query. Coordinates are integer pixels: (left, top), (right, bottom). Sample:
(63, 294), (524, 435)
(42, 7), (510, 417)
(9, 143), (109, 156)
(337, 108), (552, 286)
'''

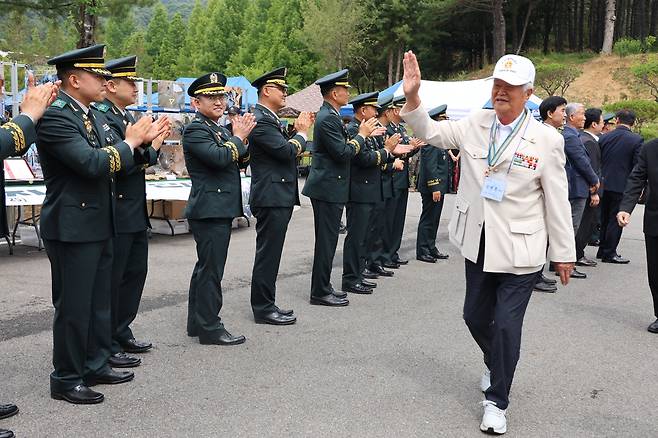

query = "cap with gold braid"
(315, 68), (351, 95)
(349, 91), (381, 109)
(392, 95), (406, 108)
(106, 56), (140, 81)
(48, 44), (112, 77)
(251, 67), (288, 91)
(187, 72), (228, 97)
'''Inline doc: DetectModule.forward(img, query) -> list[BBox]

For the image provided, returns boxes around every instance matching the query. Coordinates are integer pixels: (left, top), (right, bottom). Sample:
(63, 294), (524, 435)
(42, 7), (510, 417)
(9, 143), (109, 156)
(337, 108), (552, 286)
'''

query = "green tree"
(103, 13), (137, 58)
(145, 3), (170, 60)
(175, 0), (206, 76)
(152, 12), (186, 79)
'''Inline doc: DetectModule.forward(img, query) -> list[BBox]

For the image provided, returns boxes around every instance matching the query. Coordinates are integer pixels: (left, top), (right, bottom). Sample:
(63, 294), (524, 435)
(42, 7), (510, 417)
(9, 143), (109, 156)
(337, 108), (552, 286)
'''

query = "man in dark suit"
(302, 69), (377, 307)
(38, 45), (165, 404)
(618, 140), (658, 333)
(575, 108), (604, 267)
(343, 92), (398, 295)
(386, 95), (422, 267)
(248, 67), (312, 325)
(183, 72), (255, 345)
(364, 97), (400, 278)
(598, 109), (643, 263)
(416, 105), (450, 263)
(562, 102), (599, 279)
(91, 56), (170, 367)
(0, 78), (58, 438)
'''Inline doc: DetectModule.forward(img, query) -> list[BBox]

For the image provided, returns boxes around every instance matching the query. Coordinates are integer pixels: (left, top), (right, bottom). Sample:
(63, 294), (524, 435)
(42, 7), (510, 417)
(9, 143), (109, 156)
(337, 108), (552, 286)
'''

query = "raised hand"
(20, 81), (59, 122)
(358, 117), (380, 138)
(402, 50), (422, 110)
(125, 116), (153, 150)
(294, 111), (313, 135)
(384, 133), (401, 152)
(232, 112), (257, 141)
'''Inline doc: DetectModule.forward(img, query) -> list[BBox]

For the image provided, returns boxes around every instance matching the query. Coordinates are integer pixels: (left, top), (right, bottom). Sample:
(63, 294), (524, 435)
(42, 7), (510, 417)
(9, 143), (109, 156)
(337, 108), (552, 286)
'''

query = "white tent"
(392, 79), (542, 120)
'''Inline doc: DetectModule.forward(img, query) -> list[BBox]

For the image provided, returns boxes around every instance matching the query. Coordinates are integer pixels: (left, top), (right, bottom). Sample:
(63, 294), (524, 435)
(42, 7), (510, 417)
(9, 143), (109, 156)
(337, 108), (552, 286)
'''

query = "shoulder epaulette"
(50, 98), (67, 109)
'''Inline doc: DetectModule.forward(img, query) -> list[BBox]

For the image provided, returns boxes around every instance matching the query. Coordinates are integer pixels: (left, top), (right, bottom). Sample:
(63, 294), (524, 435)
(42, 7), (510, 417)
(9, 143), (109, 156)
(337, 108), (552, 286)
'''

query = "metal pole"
(146, 78), (153, 113)
(11, 61), (19, 117)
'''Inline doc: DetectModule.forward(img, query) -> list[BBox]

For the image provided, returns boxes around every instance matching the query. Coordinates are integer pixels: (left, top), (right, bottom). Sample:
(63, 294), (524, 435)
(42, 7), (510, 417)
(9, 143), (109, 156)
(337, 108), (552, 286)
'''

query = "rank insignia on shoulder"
(95, 103), (111, 113)
(102, 123), (112, 131)
(51, 98), (67, 109)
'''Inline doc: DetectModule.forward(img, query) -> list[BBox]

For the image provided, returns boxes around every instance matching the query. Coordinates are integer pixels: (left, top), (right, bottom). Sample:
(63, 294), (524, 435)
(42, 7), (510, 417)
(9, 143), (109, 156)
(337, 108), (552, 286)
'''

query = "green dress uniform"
(37, 59), (136, 394)
(183, 73), (249, 342)
(302, 70), (365, 303)
(248, 69), (307, 319)
(416, 105), (450, 259)
(1, 114), (36, 236)
(91, 56), (156, 356)
(341, 92), (389, 291)
(387, 110), (418, 264)
(92, 97), (157, 356)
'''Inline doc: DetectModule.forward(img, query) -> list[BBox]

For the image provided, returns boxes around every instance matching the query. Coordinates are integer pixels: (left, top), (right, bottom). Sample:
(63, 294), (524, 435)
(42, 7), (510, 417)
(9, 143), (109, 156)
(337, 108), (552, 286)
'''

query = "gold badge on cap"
(210, 73), (218, 83)
(503, 59), (514, 70)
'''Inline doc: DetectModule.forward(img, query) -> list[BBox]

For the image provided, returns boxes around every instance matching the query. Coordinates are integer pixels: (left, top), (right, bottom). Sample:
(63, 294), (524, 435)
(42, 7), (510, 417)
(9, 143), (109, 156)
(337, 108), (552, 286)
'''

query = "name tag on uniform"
(481, 175), (506, 202)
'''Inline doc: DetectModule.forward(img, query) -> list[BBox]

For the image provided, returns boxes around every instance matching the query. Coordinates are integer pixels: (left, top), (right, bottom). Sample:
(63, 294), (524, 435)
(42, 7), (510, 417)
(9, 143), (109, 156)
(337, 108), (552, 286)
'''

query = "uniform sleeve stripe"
(1, 121), (26, 153)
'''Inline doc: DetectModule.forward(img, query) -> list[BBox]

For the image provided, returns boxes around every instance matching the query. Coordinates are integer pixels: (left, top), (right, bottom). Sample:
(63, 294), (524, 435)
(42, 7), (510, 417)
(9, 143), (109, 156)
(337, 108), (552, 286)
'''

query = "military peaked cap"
(106, 56), (140, 81)
(48, 44), (111, 77)
(428, 104), (448, 119)
(392, 95), (407, 108)
(188, 72), (228, 97)
(349, 92), (381, 109)
(251, 67), (288, 90)
(315, 69), (351, 94)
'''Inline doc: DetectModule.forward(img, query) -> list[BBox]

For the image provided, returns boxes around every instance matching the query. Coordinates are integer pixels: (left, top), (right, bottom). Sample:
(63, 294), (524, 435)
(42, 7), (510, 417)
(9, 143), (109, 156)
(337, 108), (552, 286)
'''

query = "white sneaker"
(480, 400), (507, 435)
(480, 368), (491, 393)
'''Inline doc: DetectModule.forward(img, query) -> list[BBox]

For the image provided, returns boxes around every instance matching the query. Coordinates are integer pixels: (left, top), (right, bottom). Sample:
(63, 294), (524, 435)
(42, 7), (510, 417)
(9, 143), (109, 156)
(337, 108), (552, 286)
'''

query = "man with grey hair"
(562, 102), (600, 279)
(401, 52), (576, 434)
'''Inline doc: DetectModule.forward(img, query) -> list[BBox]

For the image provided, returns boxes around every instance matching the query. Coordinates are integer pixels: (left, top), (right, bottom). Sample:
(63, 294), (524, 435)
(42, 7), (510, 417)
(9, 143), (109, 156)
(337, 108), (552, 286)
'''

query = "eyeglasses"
(264, 84), (288, 95)
(200, 95), (227, 103)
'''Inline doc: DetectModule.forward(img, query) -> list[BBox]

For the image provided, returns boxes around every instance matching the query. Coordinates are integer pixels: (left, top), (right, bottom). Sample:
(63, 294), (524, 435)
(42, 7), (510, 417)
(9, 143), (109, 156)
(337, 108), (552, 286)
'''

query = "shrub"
(631, 55), (658, 101)
(614, 38), (643, 57)
(534, 63), (582, 96)
(604, 100), (658, 137)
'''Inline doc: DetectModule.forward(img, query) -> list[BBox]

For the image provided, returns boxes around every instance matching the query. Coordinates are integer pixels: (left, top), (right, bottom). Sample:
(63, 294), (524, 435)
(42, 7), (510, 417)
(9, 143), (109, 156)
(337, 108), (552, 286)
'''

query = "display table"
(3, 177), (252, 250)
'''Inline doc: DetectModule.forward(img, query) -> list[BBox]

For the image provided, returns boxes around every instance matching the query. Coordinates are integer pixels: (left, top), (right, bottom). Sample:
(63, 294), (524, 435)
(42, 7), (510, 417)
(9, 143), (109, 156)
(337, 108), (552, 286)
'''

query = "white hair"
(522, 82), (534, 92)
(565, 102), (584, 118)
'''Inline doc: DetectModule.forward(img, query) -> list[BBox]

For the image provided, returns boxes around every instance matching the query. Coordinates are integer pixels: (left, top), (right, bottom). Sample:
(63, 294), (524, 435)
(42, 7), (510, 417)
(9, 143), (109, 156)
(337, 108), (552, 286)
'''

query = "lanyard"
(488, 110), (528, 167)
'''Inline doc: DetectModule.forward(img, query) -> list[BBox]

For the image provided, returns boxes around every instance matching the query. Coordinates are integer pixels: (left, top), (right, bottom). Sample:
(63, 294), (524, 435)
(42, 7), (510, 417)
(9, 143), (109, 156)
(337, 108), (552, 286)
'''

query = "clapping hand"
(384, 133), (401, 152)
(294, 112), (313, 135)
(20, 73), (61, 122)
(410, 137), (426, 150)
(232, 113), (257, 141)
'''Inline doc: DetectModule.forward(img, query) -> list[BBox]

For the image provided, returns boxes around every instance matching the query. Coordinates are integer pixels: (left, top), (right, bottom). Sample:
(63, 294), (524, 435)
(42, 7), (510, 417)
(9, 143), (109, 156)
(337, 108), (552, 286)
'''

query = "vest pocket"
(509, 219), (546, 267)
(449, 194), (469, 245)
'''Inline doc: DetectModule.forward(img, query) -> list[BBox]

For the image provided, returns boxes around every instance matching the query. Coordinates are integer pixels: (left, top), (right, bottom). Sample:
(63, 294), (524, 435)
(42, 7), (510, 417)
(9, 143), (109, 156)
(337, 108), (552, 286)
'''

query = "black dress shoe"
(430, 251), (449, 259)
(275, 306), (294, 316)
(416, 254), (437, 263)
(51, 384), (104, 404)
(254, 311), (297, 325)
(343, 283), (373, 294)
(648, 319), (658, 333)
(0, 404), (17, 420)
(371, 265), (394, 277)
(120, 338), (152, 353)
(199, 330), (246, 345)
(362, 268), (379, 279)
(310, 294), (349, 306)
(0, 428), (14, 438)
(571, 269), (588, 279)
(108, 352), (141, 368)
(85, 369), (135, 386)
(360, 279), (377, 288)
(602, 255), (630, 264)
(383, 262), (400, 269)
(576, 257), (598, 267)
(332, 289), (347, 298)
(534, 281), (557, 293)
(539, 273), (557, 285)
(394, 258), (409, 265)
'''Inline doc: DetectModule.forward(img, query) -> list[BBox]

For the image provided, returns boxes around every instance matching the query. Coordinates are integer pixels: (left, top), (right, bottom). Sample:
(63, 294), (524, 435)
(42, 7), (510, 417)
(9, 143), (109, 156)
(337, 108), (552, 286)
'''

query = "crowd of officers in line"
(0, 43), (453, 431)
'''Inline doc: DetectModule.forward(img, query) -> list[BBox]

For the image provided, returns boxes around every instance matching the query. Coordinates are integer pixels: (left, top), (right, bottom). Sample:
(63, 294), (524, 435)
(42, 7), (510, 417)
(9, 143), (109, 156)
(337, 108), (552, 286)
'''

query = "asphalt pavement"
(0, 189), (656, 438)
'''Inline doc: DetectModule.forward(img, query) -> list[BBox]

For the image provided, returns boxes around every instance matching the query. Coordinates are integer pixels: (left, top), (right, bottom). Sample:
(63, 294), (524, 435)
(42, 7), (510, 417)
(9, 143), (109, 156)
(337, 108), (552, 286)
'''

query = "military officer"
(365, 97), (401, 278)
(302, 69), (379, 306)
(0, 78), (58, 438)
(386, 95), (423, 267)
(91, 56), (170, 367)
(416, 104), (450, 263)
(184, 72), (255, 345)
(342, 92), (397, 294)
(248, 67), (313, 325)
(38, 44), (165, 404)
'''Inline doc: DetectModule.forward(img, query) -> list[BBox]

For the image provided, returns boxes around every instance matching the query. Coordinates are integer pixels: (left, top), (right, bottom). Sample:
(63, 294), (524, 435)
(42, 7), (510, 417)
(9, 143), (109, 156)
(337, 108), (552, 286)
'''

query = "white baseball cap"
(489, 54), (535, 86)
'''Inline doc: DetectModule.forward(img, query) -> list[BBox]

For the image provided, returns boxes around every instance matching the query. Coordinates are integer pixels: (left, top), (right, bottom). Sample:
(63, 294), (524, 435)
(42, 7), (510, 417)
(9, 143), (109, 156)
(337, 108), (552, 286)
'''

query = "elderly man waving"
(400, 52), (575, 435)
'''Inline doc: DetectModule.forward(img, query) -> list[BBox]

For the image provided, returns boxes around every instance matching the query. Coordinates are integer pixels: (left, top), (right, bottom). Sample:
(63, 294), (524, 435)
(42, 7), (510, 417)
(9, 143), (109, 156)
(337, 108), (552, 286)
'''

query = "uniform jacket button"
(81, 202), (86, 207)
(281, 178), (285, 182)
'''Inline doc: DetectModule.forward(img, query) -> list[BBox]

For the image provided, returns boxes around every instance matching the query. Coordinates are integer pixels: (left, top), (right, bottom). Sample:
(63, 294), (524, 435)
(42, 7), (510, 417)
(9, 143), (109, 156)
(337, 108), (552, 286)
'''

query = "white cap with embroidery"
(489, 54), (535, 86)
